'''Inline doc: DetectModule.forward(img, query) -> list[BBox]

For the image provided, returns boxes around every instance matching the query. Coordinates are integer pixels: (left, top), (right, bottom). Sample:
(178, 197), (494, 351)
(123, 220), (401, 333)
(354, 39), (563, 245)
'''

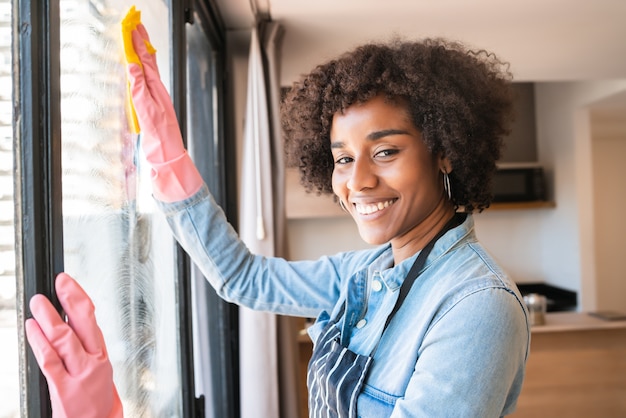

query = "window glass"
(186, 14), (219, 407)
(186, 13), (238, 418)
(0, 0), (18, 416)
(59, 1), (183, 416)
(187, 18), (222, 199)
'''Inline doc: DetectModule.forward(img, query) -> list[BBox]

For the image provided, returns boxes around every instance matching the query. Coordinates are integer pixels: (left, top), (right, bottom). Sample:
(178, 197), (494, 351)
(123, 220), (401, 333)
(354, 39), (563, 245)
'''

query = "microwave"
(492, 163), (546, 203)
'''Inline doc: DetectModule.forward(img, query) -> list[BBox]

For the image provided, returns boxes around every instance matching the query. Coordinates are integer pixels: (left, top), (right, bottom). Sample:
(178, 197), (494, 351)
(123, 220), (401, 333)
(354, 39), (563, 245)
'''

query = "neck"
(391, 200), (456, 265)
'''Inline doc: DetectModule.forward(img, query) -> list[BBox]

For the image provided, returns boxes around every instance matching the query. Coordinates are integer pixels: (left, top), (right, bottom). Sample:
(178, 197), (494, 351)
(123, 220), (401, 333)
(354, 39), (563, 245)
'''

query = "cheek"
(331, 168), (354, 201)
(331, 169), (342, 195)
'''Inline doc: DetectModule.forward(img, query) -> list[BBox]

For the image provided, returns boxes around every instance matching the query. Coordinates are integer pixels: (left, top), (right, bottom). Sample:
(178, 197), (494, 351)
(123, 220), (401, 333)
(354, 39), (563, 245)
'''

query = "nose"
(347, 157), (377, 191)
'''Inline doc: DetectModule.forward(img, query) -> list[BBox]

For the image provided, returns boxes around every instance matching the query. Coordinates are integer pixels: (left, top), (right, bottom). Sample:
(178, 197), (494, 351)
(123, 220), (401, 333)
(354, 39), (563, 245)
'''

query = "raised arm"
(123, 6), (203, 203)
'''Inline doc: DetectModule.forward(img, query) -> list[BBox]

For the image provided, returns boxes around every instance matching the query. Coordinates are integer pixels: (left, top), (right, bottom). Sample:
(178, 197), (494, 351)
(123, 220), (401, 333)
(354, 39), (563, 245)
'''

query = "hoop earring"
(442, 170), (452, 200)
(339, 199), (349, 213)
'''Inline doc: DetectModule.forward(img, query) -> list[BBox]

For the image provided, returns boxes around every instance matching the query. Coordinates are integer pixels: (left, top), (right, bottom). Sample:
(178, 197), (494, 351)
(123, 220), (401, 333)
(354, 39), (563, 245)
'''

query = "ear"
(439, 155), (452, 174)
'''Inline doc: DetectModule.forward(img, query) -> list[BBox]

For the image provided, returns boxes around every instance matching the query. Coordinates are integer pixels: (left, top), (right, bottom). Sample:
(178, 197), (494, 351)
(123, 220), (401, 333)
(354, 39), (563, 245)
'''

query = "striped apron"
(306, 213), (465, 418)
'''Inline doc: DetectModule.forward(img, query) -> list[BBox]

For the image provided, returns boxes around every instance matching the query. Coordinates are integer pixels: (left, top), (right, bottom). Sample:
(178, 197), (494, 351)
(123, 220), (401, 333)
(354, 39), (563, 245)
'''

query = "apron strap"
(375, 212), (466, 353)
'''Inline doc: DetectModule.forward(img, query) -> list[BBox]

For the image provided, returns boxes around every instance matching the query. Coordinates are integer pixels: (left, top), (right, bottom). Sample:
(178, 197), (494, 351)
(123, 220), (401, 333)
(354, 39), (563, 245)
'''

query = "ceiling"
(215, 0), (626, 85)
(215, 0), (626, 132)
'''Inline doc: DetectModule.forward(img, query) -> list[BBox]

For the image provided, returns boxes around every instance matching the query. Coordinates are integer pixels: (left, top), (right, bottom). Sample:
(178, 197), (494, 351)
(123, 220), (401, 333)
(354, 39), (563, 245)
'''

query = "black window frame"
(14, 0), (63, 414)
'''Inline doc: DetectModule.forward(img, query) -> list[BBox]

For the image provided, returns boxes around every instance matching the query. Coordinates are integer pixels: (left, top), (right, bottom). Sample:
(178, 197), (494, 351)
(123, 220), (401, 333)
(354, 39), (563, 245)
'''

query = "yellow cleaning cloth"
(121, 6), (156, 134)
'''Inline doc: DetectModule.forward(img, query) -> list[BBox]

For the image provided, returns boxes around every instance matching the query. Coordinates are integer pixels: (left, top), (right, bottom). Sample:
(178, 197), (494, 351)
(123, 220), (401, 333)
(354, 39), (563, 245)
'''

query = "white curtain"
(239, 23), (299, 418)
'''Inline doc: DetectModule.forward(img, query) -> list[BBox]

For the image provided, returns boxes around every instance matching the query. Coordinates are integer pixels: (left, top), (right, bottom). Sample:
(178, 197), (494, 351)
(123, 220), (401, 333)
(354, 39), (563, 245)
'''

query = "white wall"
(286, 217), (374, 261)
(472, 210), (550, 283)
(533, 80), (626, 310)
(592, 114), (626, 312)
(472, 81), (626, 310)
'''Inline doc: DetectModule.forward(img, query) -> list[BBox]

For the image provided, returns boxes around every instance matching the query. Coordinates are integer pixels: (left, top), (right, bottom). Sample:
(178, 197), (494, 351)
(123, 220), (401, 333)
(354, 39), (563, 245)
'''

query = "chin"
(357, 230), (389, 246)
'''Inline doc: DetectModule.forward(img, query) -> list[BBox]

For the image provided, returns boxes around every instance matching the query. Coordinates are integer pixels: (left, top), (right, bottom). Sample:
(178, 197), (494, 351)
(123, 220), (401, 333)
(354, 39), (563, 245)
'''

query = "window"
(11, 1), (236, 416)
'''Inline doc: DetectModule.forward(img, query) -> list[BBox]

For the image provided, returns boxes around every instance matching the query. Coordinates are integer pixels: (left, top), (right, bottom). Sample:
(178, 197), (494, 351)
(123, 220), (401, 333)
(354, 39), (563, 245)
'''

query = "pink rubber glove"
(25, 273), (123, 418)
(123, 8), (203, 202)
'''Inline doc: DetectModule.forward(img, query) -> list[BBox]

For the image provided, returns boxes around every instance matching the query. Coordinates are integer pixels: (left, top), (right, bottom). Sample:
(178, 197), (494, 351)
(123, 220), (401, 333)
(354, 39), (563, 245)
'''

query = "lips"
(354, 199), (397, 215)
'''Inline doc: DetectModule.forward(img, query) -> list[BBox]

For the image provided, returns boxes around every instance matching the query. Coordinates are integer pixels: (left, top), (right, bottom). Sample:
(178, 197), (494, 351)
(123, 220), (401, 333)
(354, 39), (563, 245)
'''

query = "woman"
(25, 10), (529, 418)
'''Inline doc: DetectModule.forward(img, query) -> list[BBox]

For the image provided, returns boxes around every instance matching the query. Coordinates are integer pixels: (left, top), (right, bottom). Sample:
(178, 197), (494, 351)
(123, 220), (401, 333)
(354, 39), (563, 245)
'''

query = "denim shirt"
(158, 185), (530, 418)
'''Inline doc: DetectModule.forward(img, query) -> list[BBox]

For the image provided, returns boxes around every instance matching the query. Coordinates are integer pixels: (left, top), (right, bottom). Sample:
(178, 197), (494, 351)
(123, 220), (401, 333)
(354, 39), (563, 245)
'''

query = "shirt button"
(356, 319), (367, 329)
(371, 279), (383, 292)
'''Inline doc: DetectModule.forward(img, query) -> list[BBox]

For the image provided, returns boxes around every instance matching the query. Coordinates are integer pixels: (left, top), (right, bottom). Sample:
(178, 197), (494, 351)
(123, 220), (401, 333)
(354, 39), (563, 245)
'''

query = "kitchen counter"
(511, 311), (626, 417)
(531, 311), (626, 333)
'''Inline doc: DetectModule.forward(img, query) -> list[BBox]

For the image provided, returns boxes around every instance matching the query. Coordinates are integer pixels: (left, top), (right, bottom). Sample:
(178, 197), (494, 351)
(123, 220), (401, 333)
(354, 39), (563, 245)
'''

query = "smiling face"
(330, 95), (454, 262)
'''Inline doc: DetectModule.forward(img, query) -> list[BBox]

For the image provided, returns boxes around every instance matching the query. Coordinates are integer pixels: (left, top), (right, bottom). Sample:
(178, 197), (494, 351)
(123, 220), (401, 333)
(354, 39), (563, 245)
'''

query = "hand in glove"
(122, 6), (203, 202)
(25, 273), (123, 418)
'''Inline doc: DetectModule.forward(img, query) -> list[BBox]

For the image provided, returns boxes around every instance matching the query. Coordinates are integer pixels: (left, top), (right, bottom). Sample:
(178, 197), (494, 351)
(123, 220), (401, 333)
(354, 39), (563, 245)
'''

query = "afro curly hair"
(281, 38), (514, 213)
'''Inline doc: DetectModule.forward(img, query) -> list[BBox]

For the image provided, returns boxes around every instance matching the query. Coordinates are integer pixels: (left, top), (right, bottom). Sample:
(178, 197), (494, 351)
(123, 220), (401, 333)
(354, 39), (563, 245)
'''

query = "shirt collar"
(371, 213), (475, 291)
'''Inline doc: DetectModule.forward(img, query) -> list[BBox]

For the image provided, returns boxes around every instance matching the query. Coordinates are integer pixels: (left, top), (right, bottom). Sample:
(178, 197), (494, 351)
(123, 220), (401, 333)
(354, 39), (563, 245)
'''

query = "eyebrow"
(330, 129), (411, 149)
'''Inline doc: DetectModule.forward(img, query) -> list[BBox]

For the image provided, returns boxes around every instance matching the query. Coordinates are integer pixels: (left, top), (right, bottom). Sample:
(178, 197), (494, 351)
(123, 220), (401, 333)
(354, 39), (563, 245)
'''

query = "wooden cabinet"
(297, 330), (313, 418)
(510, 313), (626, 417)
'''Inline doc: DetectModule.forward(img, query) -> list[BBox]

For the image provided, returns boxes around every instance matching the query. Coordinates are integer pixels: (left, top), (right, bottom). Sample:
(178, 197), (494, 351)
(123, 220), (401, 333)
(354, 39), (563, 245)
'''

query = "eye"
(335, 155), (353, 165)
(374, 148), (399, 159)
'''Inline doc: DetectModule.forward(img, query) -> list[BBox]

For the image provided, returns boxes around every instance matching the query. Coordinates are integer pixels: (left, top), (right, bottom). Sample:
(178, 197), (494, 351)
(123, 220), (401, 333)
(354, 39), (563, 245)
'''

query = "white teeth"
(355, 200), (395, 215)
